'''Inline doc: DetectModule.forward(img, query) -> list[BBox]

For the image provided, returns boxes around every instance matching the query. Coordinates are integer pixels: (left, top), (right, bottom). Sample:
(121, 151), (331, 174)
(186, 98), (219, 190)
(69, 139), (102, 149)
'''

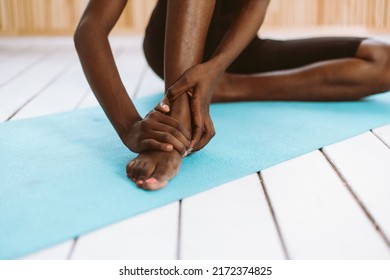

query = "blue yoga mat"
(1, 92), (390, 259)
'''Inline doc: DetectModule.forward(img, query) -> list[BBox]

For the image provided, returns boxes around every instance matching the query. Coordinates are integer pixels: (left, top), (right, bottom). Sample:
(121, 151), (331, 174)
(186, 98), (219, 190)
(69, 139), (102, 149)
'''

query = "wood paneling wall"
(0, 0), (389, 36)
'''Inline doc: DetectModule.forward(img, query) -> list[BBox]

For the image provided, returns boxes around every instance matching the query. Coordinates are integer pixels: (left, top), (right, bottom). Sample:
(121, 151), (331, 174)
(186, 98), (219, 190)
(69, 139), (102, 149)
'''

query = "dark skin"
(75, 0), (390, 190)
(74, 0), (191, 157)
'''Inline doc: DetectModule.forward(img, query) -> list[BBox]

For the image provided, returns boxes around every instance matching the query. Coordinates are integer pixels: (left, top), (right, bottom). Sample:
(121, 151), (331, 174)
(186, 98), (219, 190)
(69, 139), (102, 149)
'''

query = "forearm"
(210, 0), (270, 72)
(74, 0), (140, 139)
(75, 32), (140, 137)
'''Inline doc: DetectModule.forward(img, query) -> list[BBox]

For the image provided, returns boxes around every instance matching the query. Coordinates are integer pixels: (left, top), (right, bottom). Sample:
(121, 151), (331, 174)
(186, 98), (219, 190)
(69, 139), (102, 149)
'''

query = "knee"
(377, 45), (390, 92)
(143, 34), (164, 80)
(358, 40), (390, 92)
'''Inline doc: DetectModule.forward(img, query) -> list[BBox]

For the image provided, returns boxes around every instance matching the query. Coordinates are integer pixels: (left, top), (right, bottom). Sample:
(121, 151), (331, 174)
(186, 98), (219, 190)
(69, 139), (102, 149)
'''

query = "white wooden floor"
(1, 36), (389, 260)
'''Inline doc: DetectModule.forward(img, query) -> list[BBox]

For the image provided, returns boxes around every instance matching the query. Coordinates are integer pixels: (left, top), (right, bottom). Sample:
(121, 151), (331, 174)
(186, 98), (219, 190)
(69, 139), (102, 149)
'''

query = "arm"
(74, 0), (190, 154)
(158, 0), (270, 150)
(209, 0), (270, 73)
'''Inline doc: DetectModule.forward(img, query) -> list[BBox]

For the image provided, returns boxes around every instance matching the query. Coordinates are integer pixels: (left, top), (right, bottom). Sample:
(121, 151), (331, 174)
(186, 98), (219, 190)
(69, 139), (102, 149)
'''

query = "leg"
(128, 0), (215, 190)
(213, 38), (390, 102)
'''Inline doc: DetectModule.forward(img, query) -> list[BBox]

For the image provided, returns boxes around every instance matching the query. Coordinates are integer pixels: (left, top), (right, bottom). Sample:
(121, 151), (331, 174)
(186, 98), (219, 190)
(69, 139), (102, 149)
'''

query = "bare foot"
(127, 149), (182, 191)
(127, 92), (192, 191)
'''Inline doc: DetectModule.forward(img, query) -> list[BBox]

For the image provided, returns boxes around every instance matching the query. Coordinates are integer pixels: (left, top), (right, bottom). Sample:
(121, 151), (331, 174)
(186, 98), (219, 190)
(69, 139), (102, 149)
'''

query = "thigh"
(227, 36), (366, 74)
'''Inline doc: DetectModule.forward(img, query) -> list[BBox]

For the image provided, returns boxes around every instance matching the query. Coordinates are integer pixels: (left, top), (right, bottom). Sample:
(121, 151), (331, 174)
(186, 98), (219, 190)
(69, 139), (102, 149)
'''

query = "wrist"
(208, 53), (230, 74)
(116, 113), (142, 140)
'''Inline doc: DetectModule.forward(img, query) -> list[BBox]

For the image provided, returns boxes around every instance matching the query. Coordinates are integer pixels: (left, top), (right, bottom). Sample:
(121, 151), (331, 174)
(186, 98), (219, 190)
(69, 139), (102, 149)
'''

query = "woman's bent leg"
(213, 37), (390, 102)
(130, 0), (216, 190)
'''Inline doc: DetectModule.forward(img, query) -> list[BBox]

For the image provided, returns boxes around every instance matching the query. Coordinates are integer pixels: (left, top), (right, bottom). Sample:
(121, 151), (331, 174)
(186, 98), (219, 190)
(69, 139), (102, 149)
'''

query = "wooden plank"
(0, 49), (76, 121)
(71, 203), (179, 259)
(0, 42), (32, 64)
(373, 124), (390, 148)
(21, 240), (74, 260)
(0, 45), (54, 86)
(12, 62), (89, 120)
(0, 37), (78, 85)
(180, 174), (284, 260)
(115, 47), (147, 96)
(261, 150), (389, 259)
(322, 132), (390, 243)
(0, 37), (134, 122)
(76, 91), (98, 108)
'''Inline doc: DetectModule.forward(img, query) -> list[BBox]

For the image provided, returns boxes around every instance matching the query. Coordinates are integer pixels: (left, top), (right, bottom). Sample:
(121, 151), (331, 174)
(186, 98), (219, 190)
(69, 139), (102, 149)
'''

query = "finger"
(149, 131), (187, 156)
(152, 122), (190, 148)
(140, 139), (173, 153)
(189, 98), (204, 149)
(152, 112), (191, 140)
(155, 95), (171, 113)
(194, 117), (215, 151)
(166, 76), (194, 102)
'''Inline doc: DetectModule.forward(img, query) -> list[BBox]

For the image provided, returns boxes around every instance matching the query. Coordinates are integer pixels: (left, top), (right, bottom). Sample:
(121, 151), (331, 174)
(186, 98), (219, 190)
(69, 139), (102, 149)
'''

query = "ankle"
(169, 94), (192, 132)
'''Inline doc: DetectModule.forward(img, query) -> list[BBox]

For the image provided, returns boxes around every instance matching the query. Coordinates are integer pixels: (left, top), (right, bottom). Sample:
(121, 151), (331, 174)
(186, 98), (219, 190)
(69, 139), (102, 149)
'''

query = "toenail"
(146, 178), (157, 183)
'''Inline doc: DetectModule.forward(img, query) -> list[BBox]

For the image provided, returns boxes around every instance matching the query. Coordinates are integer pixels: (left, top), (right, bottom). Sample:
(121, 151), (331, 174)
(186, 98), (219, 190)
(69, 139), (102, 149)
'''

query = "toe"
(142, 164), (173, 191)
(137, 162), (156, 187)
(128, 160), (142, 182)
(134, 161), (146, 183)
(126, 160), (137, 181)
(142, 177), (168, 191)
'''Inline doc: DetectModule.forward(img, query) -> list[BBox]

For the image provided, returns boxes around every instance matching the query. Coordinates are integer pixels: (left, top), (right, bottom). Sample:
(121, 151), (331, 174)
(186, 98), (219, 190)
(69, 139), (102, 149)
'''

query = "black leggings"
(143, 0), (365, 79)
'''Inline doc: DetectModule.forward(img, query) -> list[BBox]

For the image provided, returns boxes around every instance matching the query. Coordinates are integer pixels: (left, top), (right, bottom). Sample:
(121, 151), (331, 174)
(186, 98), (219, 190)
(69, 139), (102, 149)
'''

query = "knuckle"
(142, 139), (151, 149)
(140, 121), (148, 131)
(182, 75), (190, 83)
(162, 134), (171, 142)
(149, 110), (158, 118)
(170, 129), (181, 138)
(167, 89), (174, 97)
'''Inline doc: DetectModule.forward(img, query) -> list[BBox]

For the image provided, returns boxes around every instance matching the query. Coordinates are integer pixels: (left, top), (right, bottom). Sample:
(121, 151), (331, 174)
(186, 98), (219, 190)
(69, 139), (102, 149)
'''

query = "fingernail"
(166, 145), (173, 151)
(161, 104), (170, 112)
(137, 180), (144, 185)
(146, 178), (157, 183)
(187, 148), (193, 154)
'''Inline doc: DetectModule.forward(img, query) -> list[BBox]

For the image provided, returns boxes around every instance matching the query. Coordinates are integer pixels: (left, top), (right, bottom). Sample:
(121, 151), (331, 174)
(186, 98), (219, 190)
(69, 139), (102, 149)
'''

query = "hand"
(121, 110), (191, 155)
(155, 62), (220, 151)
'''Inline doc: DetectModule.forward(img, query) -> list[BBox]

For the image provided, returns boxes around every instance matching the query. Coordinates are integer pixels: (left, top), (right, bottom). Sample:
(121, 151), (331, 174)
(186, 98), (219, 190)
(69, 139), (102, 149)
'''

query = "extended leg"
(214, 38), (390, 102)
